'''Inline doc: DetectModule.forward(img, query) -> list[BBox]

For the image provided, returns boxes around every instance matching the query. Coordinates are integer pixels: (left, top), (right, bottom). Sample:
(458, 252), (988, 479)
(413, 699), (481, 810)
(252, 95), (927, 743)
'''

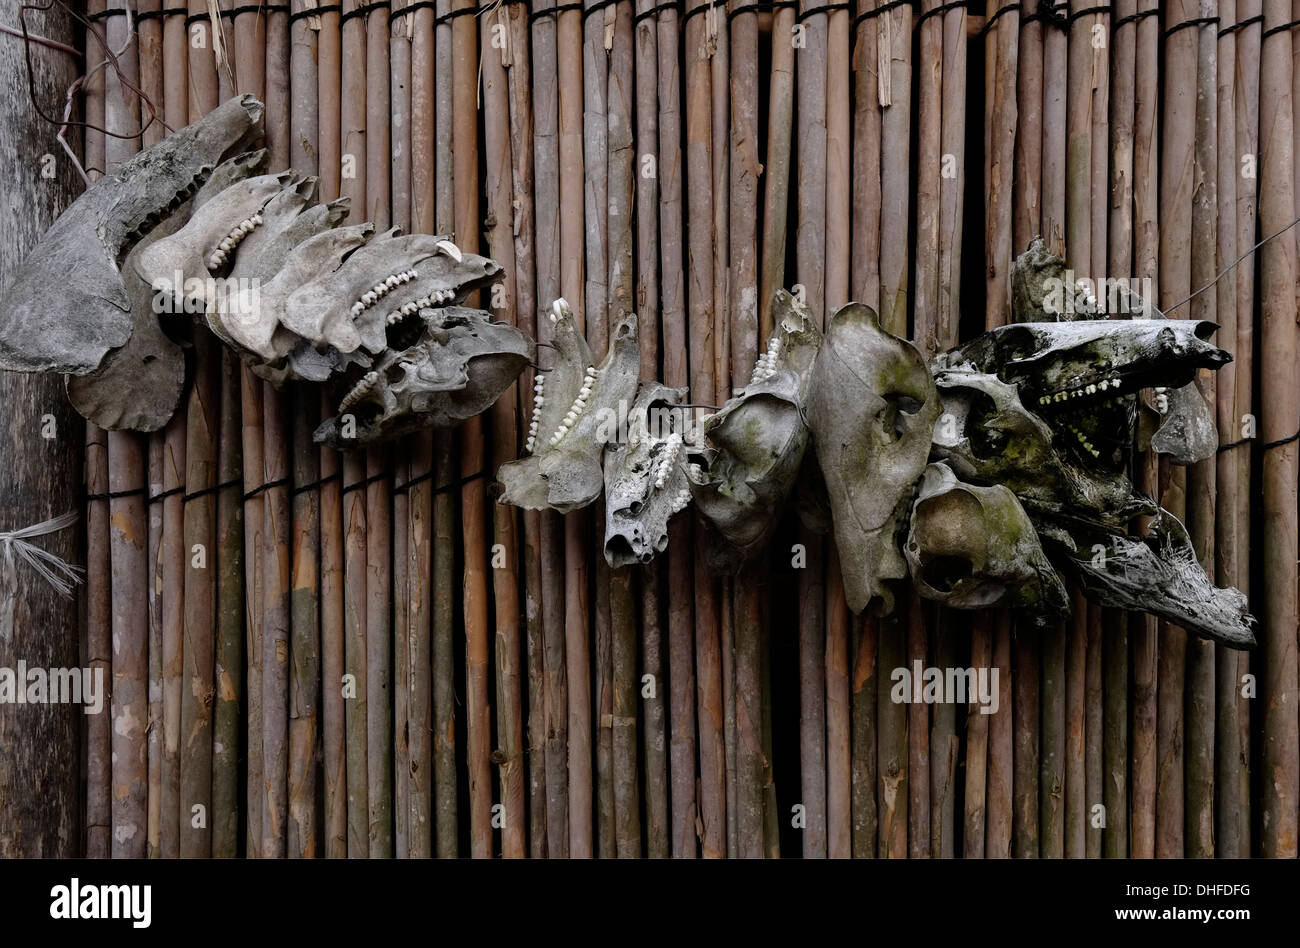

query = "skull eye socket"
(963, 392), (1009, 460)
(879, 393), (924, 442)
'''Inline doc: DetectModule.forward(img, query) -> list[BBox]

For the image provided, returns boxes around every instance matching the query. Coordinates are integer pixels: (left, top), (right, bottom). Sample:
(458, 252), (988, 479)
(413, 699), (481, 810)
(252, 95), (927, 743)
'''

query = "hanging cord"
(0, 512), (84, 598)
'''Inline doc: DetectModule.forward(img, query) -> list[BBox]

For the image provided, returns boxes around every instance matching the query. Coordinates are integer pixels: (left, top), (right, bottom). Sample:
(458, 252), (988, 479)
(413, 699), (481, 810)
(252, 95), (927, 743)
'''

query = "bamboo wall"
(69, 0), (1300, 858)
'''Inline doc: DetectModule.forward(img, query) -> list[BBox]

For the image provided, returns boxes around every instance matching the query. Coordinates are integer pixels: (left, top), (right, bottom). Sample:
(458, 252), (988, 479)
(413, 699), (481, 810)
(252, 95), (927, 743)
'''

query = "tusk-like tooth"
(435, 239), (463, 262)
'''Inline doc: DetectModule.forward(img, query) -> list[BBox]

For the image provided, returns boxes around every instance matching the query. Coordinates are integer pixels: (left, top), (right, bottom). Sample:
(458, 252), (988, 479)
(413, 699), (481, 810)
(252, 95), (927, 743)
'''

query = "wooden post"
(0, 0), (82, 858)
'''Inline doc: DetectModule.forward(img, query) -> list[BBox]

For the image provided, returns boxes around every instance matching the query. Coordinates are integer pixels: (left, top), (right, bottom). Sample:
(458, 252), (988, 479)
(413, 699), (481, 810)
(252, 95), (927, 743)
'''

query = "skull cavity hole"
(880, 393), (924, 442)
(921, 554), (974, 593)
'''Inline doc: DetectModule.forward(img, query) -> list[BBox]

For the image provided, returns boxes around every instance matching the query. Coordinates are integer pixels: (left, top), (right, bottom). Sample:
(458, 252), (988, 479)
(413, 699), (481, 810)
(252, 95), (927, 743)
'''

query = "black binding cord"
(289, 3), (342, 23)
(1262, 16), (1300, 40)
(530, 2), (584, 23)
(392, 468), (488, 495)
(1219, 14), (1262, 37)
(1165, 14), (1218, 38)
(1110, 6), (1155, 31)
(341, 0), (390, 24)
(914, 0), (963, 29)
(978, 2), (1018, 36)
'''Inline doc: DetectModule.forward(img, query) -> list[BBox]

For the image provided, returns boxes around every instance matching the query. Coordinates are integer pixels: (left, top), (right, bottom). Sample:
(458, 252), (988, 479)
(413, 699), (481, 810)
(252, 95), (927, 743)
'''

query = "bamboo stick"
(795, 0), (829, 861)
(657, 0), (696, 859)
(339, 0), (369, 859)
(730, 0), (764, 860)
(1231, 0), (1260, 857)
(104, 3), (148, 859)
(482, 3), (526, 858)
(181, 331), (219, 861)
(530, 0), (566, 858)
(450, 0), (492, 859)
(1157, 0), (1197, 860)
(82, 0), (109, 859)
(364, 0), (394, 861)
(1128, 0), (1160, 859)
(823, 0), (852, 862)
(874, 0), (912, 861)
(1104, 0), (1135, 862)
(315, 6), (347, 860)
(760, 2), (795, 339)
(634, 0), (668, 859)
(1063, 0), (1095, 863)
(405, 0), (435, 861)
(502, 0), (541, 860)
(607, 0), (641, 860)
(137, 0), (165, 862)
(557, 0), (592, 860)
(432, 0), (460, 860)
(285, 0), (323, 862)
(228, 1), (268, 859)
(1212, 0), (1241, 861)
(147, 428), (163, 859)
(1184, 0), (1219, 860)
(288, 383), (320, 859)
(980, 0), (1018, 861)
(850, 4), (885, 863)
(261, 14), (294, 860)
(1258, 0), (1299, 857)
(389, 2), (412, 861)
(585, 0), (614, 860)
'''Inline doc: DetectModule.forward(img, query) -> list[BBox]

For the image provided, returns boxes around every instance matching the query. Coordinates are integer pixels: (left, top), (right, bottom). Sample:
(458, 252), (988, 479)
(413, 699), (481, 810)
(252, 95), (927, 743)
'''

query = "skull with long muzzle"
(496, 299), (641, 513)
(806, 301), (940, 614)
(602, 383), (694, 567)
(687, 290), (823, 571)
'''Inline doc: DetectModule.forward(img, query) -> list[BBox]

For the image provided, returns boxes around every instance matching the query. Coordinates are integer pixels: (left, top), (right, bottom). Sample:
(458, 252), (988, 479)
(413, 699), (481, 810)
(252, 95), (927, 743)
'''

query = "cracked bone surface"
(0, 94), (265, 377)
(688, 289), (824, 571)
(602, 383), (693, 567)
(497, 298), (641, 513)
(905, 462), (1068, 619)
(1046, 509), (1256, 647)
(1, 96), (527, 445)
(807, 301), (940, 613)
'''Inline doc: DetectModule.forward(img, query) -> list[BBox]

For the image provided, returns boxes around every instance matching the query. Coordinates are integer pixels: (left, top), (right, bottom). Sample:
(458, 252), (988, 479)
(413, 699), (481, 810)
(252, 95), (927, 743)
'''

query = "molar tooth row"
(207, 212), (263, 270)
(357, 269), (426, 316)
(382, 286), (456, 324)
(1038, 374), (1125, 406)
(338, 370), (379, 413)
(544, 367), (599, 447)
(670, 488), (691, 514)
(653, 433), (682, 489)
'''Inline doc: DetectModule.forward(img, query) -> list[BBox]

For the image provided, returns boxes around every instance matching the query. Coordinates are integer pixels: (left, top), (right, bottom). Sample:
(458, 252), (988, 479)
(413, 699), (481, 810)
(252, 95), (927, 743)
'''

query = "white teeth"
(351, 302), (365, 316)
(1086, 384), (1096, 395)
(251, 213), (263, 225)
(386, 276), (399, 289)
(436, 239), (463, 262)
(550, 298), (567, 323)
(219, 238), (235, 251)
(362, 291), (376, 305)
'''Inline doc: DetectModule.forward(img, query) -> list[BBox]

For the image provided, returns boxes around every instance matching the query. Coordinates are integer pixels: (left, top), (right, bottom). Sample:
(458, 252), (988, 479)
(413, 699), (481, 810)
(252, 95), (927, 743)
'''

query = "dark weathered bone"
(1043, 508), (1255, 648)
(497, 299), (641, 513)
(807, 301), (940, 613)
(688, 289), (823, 571)
(603, 383), (693, 567)
(0, 95), (264, 376)
(905, 462), (1068, 618)
(313, 306), (534, 447)
(1148, 382), (1219, 464)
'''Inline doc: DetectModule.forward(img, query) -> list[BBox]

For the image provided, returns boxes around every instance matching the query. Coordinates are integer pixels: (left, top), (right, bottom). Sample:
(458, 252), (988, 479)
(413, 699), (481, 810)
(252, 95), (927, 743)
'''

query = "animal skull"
(687, 289), (823, 571)
(496, 299), (641, 513)
(905, 462), (1068, 618)
(3, 96), (529, 448)
(0, 95), (265, 377)
(807, 302), (940, 613)
(602, 383), (693, 567)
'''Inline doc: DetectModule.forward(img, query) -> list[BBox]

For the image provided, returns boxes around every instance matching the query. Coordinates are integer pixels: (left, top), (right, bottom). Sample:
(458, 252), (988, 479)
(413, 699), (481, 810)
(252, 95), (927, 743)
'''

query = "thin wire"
(1164, 210), (1300, 314)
